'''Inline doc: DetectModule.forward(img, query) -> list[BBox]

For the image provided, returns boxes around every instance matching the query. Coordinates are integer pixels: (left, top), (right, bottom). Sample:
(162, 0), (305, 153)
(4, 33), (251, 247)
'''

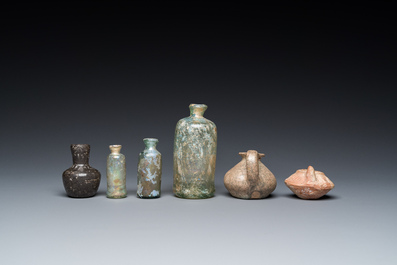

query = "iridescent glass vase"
(173, 104), (217, 199)
(137, 138), (162, 198)
(106, 145), (127, 198)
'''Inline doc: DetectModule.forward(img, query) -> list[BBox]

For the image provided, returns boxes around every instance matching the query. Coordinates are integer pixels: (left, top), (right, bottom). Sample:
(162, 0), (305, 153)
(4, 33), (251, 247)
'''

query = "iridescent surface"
(137, 138), (162, 198)
(173, 104), (217, 199)
(106, 145), (126, 199)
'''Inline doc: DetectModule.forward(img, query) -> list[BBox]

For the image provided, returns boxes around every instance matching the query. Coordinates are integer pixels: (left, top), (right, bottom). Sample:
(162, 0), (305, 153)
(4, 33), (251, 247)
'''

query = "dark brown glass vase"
(62, 144), (101, 198)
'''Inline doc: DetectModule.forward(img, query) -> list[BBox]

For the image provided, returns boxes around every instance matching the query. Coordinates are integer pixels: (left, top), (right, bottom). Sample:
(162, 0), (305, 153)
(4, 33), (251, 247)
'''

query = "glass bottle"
(62, 144), (101, 198)
(107, 145), (127, 198)
(137, 138), (162, 198)
(173, 104), (217, 199)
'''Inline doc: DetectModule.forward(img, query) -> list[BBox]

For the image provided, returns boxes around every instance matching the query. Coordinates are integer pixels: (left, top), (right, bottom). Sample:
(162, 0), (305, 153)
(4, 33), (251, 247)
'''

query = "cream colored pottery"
(224, 150), (277, 199)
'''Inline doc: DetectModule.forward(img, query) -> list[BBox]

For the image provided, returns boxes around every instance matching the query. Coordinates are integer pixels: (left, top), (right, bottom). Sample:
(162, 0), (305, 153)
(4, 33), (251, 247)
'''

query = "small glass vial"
(137, 138), (162, 198)
(107, 145), (127, 198)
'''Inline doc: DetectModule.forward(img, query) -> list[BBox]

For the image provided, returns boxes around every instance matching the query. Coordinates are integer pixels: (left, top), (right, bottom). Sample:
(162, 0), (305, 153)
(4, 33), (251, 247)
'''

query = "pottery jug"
(62, 144), (101, 198)
(224, 150), (276, 199)
(173, 103), (217, 199)
(107, 145), (127, 199)
(137, 138), (162, 198)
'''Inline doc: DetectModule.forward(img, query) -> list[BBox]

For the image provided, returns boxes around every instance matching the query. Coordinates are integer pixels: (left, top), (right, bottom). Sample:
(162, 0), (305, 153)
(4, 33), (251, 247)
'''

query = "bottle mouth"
(189, 103), (208, 117)
(71, 144), (90, 153)
(143, 138), (159, 147)
(143, 138), (158, 142)
(71, 144), (89, 148)
(109, 145), (122, 153)
(189, 103), (207, 108)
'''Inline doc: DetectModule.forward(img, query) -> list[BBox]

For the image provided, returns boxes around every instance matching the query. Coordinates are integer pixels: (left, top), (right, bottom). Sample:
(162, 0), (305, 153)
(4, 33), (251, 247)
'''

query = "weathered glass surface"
(173, 104), (217, 199)
(137, 138), (162, 198)
(63, 144), (101, 198)
(106, 145), (127, 198)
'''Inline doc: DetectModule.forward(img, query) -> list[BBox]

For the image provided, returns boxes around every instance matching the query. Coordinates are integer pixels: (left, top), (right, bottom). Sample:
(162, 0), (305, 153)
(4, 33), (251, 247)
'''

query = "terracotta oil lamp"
(285, 166), (334, 199)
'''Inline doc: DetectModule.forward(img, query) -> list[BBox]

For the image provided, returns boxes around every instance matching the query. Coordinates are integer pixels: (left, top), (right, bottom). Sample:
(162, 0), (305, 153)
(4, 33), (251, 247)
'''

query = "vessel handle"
(246, 150), (261, 184)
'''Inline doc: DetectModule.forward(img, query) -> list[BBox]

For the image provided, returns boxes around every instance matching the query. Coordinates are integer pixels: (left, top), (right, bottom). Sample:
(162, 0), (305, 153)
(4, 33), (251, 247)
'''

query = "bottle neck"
(143, 138), (158, 151)
(109, 145), (122, 155)
(189, 104), (207, 118)
(145, 146), (157, 151)
(73, 159), (88, 165)
(71, 144), (90, 165)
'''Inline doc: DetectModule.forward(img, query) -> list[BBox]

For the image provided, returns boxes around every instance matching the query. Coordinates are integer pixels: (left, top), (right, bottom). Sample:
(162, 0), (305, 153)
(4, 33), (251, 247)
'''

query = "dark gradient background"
(1, 5), (396, 264)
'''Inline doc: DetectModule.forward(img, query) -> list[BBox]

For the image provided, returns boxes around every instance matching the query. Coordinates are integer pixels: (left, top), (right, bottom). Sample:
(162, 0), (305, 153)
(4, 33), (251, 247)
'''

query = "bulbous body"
(224, 150), (276, 199)
(173, 104), (217, 199)
(137, 138), (162, 198)
(107, 145), (127, 199)
(285, 166), (334, 199)
(62, 144), (101, 198)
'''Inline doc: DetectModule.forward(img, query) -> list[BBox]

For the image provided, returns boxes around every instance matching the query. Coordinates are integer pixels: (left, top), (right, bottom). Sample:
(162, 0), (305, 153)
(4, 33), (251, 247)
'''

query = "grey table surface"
(1, 164), (395, 265)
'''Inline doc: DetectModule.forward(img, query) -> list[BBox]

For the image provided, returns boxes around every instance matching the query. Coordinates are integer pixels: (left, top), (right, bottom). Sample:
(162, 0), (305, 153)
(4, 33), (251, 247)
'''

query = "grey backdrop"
(1, 6), (396, 264)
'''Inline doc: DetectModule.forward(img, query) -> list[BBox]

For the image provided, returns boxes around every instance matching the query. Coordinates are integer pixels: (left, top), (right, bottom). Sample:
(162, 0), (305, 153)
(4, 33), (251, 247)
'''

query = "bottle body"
(107, 145), (127, 198)
(62, 144), (101, 198)
(173, 104), (217, 199)
(137, 138), (162, 198)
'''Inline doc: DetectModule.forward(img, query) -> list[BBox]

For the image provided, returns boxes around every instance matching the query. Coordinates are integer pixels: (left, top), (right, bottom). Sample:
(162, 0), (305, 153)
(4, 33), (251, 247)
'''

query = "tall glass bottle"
(107, 145), (127, 198)
(137, 138), (162, 198)
(173, 103), (217, 199)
